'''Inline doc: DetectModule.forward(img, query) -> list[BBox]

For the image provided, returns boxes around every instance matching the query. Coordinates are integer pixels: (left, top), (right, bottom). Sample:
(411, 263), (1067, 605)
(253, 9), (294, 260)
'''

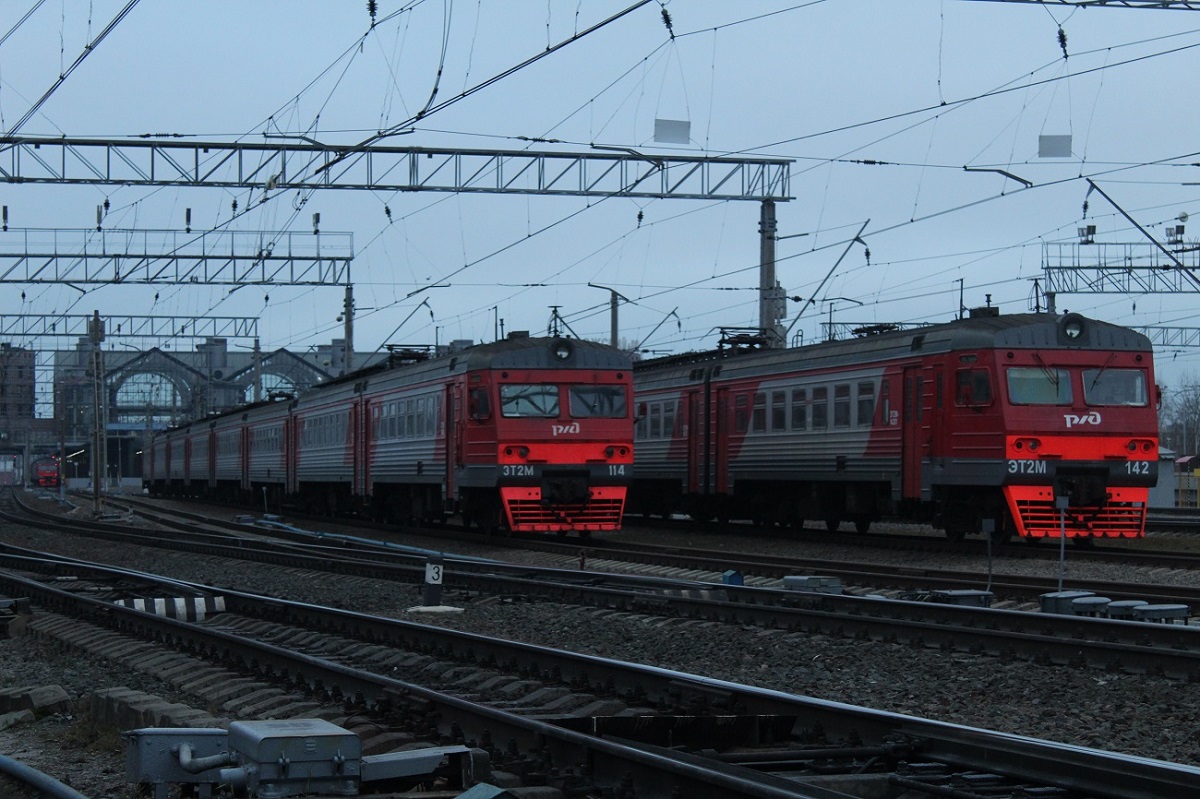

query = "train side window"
(770, 390), (786, 432)
(1007, 367), (1072, 405)
(751, 392), (766, 433)
(635, 402), (648, 439)
(833, 384), (851, 428)
(650, 403), (662, 438)
(856, 382), (875, 426)
(734, 394), (749, 433)
(955, 369), (993, 407)
(790, 388), (807, 431)
(812, 387), (828, 430)
(880, 379), (890, 423)
(1082, 368), (1148, 407)
(469, 388), (491, 420)
(663, 400), (676, 437)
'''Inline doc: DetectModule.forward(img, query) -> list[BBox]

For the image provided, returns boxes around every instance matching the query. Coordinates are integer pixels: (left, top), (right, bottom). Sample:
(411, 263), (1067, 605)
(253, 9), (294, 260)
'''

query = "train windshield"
(499, 384), (560, 418)
(569, 385), (628, 418)
(1007, 367), (1072, 405)
(1083, 368), (1148, 407)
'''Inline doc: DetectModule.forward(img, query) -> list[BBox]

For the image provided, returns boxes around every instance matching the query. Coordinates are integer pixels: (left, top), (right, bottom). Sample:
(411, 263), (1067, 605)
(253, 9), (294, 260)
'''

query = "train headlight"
(551, 339), (573, 361)
(1058, 313), (1086, 343)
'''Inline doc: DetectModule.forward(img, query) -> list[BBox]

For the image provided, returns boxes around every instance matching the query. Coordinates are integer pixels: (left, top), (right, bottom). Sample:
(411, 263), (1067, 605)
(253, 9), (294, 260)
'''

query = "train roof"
(156, 335), (630, 435)
(456, 335), (631, 371)
(634, 312), (1152, 378)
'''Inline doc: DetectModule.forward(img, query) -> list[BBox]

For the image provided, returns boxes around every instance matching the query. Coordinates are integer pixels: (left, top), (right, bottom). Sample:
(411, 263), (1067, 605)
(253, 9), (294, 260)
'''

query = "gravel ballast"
(1, 506), (1199, 797)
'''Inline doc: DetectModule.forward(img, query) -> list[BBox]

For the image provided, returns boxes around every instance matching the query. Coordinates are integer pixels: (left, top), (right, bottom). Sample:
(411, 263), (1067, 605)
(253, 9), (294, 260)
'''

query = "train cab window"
(469, 388), (492, 420)
(751, 392), (767, 433)
(770, 390), (786, 432)
(812, 387), (829, 430)
(856, 382), (875, 426)
(734, 394), (749, 433)
(1083, 368), (1148, 407)
(1007, 367), (1072, 405)
(833, 384), (851, 428)
(790, 388), (808, 431)
(955, 369), (993, 407)
(569, 385), (628, 418)
(500, 384), (560, 417)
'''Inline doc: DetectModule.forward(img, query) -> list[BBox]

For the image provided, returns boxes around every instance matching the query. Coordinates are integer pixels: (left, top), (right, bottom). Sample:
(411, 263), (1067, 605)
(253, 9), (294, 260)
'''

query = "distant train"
(31, 457), (60, 489)
(628, 310), (1159, 541)
(147, 334), (634, 536)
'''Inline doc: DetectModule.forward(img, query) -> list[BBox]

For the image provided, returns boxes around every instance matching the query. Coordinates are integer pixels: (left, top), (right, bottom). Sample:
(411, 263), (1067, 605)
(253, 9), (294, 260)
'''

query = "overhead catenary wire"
(3, 0), (141, 136)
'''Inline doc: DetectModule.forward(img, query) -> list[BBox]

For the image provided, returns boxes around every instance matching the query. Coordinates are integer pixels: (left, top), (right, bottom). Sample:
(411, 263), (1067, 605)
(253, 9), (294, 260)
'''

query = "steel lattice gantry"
(0, 227), (351, 285)
(0, 314), (257, 340)
(1042, 241), (1200, 294)
(0, 137), (792, 202)
(1136, 326), (1200, 348)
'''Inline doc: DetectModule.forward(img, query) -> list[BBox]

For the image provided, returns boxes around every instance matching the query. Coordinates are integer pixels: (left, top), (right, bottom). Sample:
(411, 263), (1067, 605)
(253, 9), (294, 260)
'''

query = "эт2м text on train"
(628, 309), (1158, 542)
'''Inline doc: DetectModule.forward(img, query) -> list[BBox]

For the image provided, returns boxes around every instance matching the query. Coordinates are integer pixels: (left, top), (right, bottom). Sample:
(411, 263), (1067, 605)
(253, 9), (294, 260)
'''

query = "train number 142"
(1125, 461), (1150, 476)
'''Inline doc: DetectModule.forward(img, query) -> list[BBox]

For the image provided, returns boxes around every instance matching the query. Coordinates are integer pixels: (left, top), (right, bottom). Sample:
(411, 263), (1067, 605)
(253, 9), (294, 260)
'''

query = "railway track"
(87, 492), (1200, 613)
(2, 539), (1199, 798)
(7, 491), (1200, 683)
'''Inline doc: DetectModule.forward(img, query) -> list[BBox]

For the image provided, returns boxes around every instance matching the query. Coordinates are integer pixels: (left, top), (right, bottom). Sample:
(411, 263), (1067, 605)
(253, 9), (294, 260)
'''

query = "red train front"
(453, 335), (633, 534)
(989, 313), (1157, 538)
(630, 310), (1158, 541)
(32, 457), (61, 489)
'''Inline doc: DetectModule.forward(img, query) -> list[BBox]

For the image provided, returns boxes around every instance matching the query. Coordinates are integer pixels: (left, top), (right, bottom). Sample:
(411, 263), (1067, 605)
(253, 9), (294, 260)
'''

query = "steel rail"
(1, 554), (1197, 798)
(7, 494), (1200, 681)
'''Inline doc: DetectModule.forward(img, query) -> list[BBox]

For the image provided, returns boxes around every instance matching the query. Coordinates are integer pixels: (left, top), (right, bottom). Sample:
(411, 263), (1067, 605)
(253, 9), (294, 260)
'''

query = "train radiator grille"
(1012, 499), (1146, 538)
(504, 496), (625, 532)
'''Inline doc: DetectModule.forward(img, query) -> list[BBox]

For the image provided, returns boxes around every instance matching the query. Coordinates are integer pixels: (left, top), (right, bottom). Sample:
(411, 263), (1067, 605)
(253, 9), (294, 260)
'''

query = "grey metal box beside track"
(124, 728), (229, 787)
(227, 718), (361, 795)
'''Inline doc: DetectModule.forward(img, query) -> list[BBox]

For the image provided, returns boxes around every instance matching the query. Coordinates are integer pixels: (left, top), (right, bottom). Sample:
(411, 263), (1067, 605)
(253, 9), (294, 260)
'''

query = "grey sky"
(2, 1), (1198, 389)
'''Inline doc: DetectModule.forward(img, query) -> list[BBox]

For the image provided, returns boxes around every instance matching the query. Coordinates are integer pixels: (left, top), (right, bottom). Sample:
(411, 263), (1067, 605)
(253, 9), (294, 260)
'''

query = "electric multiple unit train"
(147, 334), (634, 536)
(628, 310), (1159, 541)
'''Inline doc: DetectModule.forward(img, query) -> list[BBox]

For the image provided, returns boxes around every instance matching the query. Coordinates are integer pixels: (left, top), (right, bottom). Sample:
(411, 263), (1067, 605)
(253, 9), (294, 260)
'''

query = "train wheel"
(944, 525), (967, 543)
(475, 499), (503, 536)
(824, 515), (842, 532)
(853, 515), (872, 534)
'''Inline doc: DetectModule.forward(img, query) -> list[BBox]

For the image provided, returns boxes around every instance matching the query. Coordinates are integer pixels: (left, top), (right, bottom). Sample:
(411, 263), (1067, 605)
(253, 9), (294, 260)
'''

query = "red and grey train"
(147, 334), (633, 536)
(629, 309), (1159, 541)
